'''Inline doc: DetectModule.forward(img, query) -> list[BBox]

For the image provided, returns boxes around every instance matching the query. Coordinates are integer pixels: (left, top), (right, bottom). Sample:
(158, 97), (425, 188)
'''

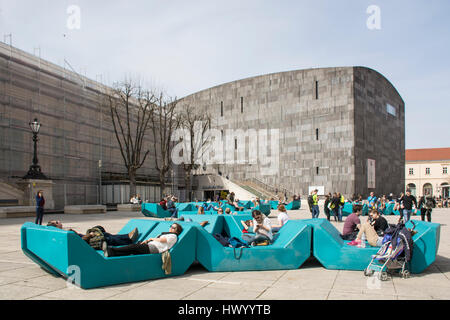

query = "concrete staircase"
(0, 181), (25, 206)
(234, 180), (279, 200)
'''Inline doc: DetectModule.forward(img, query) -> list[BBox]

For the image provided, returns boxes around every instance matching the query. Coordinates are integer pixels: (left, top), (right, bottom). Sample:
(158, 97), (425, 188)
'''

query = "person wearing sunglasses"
(103, 223), (183, 257)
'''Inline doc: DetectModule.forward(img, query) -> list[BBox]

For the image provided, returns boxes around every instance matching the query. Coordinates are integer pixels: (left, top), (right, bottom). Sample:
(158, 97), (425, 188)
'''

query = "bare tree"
(104, 80), (156, 198)
(149, 93), (180, 199)
(176, 103), (211, 201)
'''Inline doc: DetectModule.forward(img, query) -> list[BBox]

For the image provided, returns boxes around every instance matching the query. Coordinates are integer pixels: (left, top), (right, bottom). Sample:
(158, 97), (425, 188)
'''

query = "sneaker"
(347, 239), (361, 246)
(129, 228), (139, 243)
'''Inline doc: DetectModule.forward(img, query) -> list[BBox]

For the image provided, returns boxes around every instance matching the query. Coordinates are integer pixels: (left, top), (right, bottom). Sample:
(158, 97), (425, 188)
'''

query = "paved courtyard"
(0, 205), (449, 300)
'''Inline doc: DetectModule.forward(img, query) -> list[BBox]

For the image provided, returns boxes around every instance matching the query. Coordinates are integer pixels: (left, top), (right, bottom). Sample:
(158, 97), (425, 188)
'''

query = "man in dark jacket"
(399, 190), (417, 222)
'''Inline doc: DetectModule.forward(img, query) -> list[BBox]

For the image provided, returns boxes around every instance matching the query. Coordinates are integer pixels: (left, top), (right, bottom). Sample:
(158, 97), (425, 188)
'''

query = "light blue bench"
(285, 200), (301, 210)
(304, 218), (440, 273)
(141, 203), (172, 218)
(21, 220), (196, 289)
(194, 215), (311, 272)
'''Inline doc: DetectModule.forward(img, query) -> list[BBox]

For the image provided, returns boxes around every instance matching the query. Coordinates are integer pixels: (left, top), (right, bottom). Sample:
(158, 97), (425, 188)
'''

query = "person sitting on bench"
(241, 210), (273, 246)
(347, 209), (389, 247)
(341, 204), (362, 241)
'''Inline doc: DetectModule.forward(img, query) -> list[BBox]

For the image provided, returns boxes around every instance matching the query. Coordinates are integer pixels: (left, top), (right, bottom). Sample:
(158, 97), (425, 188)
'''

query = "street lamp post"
(23, 118), (47, 180)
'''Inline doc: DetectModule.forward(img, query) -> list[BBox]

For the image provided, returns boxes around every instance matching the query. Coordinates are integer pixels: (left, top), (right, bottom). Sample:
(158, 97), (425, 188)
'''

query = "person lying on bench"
(241, 210), (273, 246)
(46, 220), (139, 247)
(103, 223), (183, 257)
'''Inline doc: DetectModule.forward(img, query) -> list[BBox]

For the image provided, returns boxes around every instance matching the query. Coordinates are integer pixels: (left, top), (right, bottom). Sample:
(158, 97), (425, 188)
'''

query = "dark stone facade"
(178, 66), (405, 198)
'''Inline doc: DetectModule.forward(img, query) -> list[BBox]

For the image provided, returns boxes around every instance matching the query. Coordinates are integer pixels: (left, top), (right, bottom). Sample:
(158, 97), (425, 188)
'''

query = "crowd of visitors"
(37, 186), (444, 258)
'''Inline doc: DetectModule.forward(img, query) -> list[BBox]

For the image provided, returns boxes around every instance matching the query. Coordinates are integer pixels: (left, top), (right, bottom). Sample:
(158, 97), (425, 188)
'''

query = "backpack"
(213, 233), (230, 247)
(85, 227), (105, 250)
(228, 237), (249, 248)
(307, 195), (314, 207)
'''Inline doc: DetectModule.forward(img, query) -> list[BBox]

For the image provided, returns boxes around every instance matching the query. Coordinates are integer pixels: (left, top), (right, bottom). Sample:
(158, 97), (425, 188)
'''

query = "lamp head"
(29, 118), (41, 134)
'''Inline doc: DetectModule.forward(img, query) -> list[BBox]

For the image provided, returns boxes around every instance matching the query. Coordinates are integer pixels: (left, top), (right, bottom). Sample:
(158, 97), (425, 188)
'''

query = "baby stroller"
(364, 220), (415, 281)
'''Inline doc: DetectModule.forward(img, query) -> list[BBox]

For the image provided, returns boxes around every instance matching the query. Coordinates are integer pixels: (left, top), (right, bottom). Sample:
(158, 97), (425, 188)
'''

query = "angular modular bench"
(304, 218), (440, 273)
(21, 219), (197, 289)
(193, 215), (312, 272)
(285, 200), (301, 210)
(342, 202), (369, 216)
(406, 220), (440, 274)
(141, 203), (173, 218)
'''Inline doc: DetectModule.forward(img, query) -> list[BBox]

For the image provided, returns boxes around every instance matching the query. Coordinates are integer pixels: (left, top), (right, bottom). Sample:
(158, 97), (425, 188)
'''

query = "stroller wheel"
(401, 270), (410, 279)
(378, 271), (389, 281)
(364, 268), (374, 277)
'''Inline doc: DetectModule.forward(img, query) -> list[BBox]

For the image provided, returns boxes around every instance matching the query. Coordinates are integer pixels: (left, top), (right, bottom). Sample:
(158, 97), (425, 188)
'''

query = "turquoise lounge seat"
(285, 200), (301, 210)
(342, 202), (369, 217)
(21, 220), (197, 289)
(407, 220), (440, 274)
(305, 219), (379, 270)
(384, 202), (395, 215)
(253, 203), (271, 216)
(195, 216), (311, 272)
(141, 203), (172, 218)
(305, 218), (441, 273)
(269, 200), (279, 210)
(237, 200), (253, 209)
(175, 203), (196, 212)
(179, 214), (224, 235)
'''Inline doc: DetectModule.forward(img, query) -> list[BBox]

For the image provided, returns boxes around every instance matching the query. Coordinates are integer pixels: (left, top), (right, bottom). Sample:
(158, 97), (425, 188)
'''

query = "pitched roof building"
(405, 148), (450, 198)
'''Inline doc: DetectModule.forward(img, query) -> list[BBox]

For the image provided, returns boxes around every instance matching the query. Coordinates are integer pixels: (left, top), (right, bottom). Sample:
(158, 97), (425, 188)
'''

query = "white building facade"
(405, 148), (450, 198)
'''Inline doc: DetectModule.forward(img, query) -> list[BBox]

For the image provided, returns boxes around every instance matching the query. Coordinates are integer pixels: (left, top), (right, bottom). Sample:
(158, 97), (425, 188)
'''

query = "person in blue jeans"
(311, 189), (320, 218)
(46, 220), (139, 246)
(399, 189), (417, 222)
(166, 196), (178, 218)
(241, 210), (273, 245)
(35, 190), (45, 225)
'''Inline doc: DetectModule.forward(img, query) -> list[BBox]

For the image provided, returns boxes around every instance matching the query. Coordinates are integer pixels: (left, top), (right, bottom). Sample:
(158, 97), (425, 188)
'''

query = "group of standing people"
(308, 189), (438, 223)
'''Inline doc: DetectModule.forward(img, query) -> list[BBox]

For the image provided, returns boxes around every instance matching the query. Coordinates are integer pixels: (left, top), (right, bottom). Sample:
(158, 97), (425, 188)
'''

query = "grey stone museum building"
(181, 66), (405, 198)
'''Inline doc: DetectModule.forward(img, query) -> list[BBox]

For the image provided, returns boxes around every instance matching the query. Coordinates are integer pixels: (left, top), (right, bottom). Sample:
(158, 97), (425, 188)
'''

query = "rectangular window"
(220, 101), (223, 117)
(315, 80), (319, 99)
(386, 103), (397, 117)
(240, 97), (243, 113)
(425, 168), (430, 175)
(444, 167), (448, 174)
(408, 168), (414, 175)
(316, 167), (319, 175)
(234, 138), (237, 150)
(316, 128), (319, 140)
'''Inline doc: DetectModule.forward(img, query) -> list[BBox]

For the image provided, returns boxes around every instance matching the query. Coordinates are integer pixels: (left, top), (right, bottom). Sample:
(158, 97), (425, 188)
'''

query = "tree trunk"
(184, 170), (192, 202)
(129, 169), (136, 200)
(159, 171), (166, 200)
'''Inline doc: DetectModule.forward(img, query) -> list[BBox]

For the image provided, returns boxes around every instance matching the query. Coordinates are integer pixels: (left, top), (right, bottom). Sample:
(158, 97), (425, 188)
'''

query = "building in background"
(179, 66), (405, 198)
(405, 148), (450, 198)
(0, 42), (182, 209)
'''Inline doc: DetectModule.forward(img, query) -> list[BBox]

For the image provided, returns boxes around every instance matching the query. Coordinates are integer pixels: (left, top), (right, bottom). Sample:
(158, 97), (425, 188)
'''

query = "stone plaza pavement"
(0, 206), (449, 300)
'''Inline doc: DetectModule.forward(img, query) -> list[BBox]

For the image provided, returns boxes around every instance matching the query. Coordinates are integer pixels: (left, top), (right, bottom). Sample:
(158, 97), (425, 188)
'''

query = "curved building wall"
(179, 66), (404, 197)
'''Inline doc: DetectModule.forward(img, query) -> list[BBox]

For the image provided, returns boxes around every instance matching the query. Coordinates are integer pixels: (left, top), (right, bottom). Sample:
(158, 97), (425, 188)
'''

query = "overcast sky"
(0, 0), (449, 149)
